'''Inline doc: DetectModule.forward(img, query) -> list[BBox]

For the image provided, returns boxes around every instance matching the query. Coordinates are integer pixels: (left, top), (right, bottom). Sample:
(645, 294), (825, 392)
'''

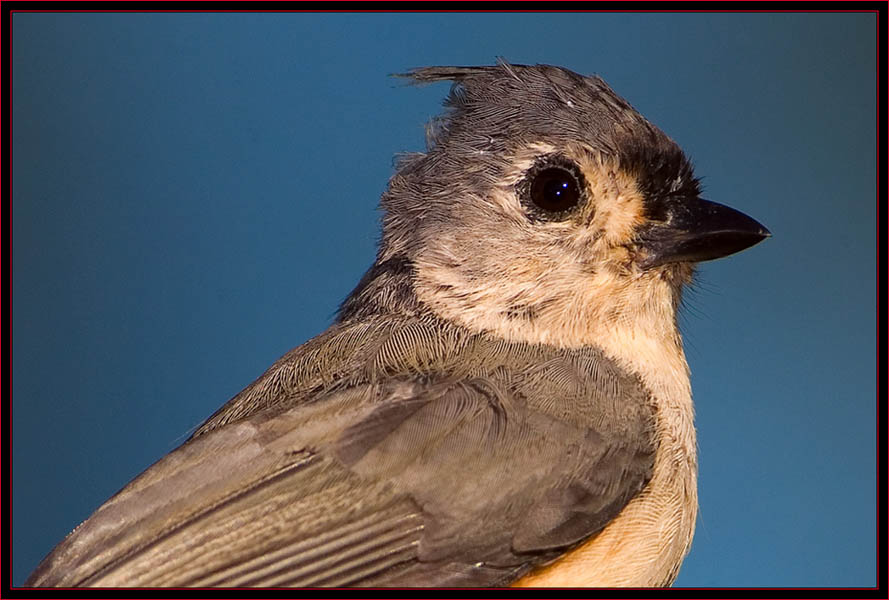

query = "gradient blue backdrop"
(12, 13), (876, 587)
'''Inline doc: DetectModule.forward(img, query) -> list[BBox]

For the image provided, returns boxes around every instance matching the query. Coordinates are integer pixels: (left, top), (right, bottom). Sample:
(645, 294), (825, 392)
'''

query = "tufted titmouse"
(26, 61), (769, 588)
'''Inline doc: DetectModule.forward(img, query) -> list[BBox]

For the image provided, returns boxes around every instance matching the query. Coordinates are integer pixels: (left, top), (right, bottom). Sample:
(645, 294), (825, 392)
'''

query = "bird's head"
(355, 63), (769, 349)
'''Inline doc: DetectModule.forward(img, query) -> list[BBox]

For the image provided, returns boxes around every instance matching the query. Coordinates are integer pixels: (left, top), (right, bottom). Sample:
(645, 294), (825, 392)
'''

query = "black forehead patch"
(401, 61), (699, 203)
(619, 135), (701, 207)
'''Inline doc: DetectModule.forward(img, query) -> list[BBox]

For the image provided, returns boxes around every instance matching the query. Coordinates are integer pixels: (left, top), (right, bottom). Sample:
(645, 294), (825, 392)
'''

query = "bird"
(26, 61), (770, 588)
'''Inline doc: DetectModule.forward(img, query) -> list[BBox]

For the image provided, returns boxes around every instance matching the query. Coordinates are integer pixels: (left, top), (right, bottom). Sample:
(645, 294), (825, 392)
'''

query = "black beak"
(637, 197), (771, 269)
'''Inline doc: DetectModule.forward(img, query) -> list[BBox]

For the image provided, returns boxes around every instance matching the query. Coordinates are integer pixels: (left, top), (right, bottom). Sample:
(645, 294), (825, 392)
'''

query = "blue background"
(12, 13), (876, 587)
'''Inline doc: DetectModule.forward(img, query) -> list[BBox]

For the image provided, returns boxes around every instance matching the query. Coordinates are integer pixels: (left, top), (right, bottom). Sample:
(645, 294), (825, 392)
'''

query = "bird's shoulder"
(195, 312), (655, 441)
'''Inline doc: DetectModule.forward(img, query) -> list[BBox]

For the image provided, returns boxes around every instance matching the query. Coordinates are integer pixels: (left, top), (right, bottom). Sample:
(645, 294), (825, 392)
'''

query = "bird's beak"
(636, 197), (770, 268)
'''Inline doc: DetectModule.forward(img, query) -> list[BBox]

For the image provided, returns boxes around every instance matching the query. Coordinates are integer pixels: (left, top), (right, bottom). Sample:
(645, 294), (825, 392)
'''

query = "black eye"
(521, 158), (586, 220)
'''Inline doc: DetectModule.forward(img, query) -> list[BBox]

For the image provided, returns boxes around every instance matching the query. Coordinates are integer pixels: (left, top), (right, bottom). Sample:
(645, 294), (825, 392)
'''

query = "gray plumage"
(26, 61), (769, 588)
(28, 314), (655, 587)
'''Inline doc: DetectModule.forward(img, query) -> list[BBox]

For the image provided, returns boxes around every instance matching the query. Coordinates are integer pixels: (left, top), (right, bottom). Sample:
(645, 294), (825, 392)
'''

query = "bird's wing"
(27, 320), (657, 588)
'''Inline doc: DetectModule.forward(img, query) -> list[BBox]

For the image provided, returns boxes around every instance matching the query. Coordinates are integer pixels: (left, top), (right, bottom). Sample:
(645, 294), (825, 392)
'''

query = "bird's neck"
(341, 254), (697, 475)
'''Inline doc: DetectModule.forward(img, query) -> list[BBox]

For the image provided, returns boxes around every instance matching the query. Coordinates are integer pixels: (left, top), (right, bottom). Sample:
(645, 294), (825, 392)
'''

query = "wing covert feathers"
(27, 315), (656, 587)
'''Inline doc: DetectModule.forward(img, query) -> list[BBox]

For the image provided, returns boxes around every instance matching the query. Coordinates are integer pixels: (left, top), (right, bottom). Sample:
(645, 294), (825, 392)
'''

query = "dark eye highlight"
(520, 157), (587, 220)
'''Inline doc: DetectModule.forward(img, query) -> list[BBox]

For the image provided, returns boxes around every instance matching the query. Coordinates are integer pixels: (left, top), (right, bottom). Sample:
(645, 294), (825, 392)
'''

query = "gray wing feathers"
(28, 316), (656, 587)
(27, 389), (425, 588)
